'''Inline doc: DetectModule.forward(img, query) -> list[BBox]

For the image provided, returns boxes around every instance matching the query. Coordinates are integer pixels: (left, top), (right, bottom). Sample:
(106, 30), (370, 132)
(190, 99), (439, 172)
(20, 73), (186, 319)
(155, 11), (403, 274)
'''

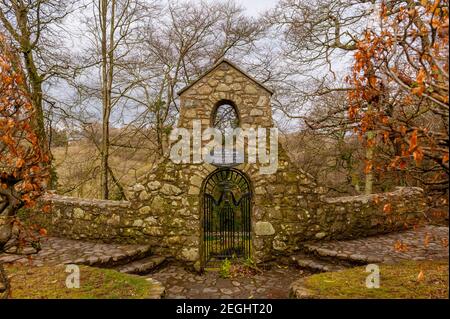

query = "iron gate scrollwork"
(202, 168), (251, 266)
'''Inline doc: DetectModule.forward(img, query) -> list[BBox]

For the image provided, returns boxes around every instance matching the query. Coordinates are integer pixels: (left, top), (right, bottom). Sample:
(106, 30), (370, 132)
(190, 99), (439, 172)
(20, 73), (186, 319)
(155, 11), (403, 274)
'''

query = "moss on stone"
(297, 260), (448, 299)
(5, 264), (163, 299)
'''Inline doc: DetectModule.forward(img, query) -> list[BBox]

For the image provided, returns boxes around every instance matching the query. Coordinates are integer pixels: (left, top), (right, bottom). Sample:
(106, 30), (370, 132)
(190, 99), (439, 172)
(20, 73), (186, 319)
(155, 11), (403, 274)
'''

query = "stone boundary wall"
(321, 187), (426, 239)
(27, 195), (163, 246)
(270, 187), (426, 255)
(27, 187), (426, 262)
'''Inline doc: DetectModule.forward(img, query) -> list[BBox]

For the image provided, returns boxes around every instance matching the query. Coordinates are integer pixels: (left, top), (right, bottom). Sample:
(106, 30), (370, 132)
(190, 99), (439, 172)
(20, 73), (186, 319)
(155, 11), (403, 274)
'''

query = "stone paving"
(0, 236), (151, 267)
(303, 225), (449, 264)
(149, 264), (310, 299)
(0, 225), (448, 299)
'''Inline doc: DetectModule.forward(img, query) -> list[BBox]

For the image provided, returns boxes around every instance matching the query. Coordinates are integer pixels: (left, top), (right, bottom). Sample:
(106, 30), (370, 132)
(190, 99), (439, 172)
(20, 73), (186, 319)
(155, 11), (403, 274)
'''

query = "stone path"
(1, 225), (447, 299)
(149, 264), (310, 299)
(302, 225), (449, 264)
(0, 236), (166, 298)
(0, 236), (152, 267)
(151, 226), (449, 299)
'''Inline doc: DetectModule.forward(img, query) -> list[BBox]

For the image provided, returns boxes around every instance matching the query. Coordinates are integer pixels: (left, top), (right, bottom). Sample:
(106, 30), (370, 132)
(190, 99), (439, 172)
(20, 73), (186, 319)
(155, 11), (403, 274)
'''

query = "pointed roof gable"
(177, 58), (274, 96)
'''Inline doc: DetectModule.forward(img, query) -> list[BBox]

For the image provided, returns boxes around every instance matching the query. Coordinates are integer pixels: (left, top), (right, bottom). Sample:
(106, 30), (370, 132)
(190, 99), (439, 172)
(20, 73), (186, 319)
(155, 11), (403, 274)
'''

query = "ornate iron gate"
(202, 168), (251, 266)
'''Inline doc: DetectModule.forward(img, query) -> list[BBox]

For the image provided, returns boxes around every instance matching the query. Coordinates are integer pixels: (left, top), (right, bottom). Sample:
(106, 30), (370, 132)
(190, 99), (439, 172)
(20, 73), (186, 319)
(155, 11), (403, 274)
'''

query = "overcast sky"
(237, 0), (277, 16)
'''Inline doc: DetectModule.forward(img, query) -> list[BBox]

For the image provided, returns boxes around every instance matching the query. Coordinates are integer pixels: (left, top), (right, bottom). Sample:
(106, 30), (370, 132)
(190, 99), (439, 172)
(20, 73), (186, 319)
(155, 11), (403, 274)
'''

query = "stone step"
(116, 256), (166, 275)
(291, 253), (345, 273)
(145, 277), (166, 299)
(302, 243), (382, 265)
(74, 245), (153, 268)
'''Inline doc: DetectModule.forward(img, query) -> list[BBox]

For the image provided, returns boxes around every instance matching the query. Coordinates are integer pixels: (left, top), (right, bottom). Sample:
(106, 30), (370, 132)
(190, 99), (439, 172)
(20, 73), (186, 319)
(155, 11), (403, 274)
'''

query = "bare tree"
(265, 0), (379, 193)
(124, 0), (265, 156)
(0, 0), (77, 152)
(72, 0), (155, 199)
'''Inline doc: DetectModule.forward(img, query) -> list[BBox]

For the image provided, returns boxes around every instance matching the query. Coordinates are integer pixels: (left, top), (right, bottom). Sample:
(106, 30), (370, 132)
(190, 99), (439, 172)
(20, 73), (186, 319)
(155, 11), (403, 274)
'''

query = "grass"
(4, 264), (159, 299)
(301, 260), (449, 299)
(52, 142), (157, 199)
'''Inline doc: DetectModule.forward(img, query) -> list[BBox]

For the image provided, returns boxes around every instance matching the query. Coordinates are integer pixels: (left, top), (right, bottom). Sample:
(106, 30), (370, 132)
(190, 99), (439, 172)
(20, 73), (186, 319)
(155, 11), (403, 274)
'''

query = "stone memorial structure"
(32, 59), (426, 269)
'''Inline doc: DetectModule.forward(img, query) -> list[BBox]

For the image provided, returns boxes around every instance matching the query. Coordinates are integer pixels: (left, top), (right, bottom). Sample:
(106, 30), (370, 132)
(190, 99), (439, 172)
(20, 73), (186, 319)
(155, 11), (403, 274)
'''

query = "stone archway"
(201, 168), (252, 266)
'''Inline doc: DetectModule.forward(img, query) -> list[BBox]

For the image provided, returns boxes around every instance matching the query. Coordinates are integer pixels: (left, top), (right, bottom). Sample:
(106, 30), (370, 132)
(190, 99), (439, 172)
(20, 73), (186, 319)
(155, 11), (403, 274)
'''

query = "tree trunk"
(0, 263), (10, 298)
(8, 4), (49, 154)
(156, 110), (164, 157)
(365, 130), (374, 195)
(99, 0), (115, 199)
(0, 187), (20, 247)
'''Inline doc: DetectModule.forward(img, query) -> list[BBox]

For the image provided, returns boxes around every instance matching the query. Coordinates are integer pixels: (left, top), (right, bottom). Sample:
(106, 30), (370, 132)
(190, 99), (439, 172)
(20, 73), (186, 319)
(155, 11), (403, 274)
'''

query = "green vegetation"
(301, 260), (448, 299)
(215, 257), (263, 278)
(5, 264), (159, 299)
(219, 258), (232, 278)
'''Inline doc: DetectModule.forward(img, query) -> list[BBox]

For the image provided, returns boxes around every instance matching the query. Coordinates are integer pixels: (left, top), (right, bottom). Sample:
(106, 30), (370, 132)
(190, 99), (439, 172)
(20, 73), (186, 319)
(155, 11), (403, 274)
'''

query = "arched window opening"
(210, 101), (241, 166)
(211, 101), (239, 134)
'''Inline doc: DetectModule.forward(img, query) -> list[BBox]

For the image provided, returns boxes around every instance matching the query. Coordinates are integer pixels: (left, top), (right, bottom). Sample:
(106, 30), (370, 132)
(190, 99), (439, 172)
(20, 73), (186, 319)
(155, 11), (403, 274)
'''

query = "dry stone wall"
(31, 170), (426, 266)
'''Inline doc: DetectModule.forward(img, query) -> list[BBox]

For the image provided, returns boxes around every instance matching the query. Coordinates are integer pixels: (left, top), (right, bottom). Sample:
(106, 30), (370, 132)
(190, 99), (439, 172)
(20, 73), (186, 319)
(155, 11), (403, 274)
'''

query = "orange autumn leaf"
(383, 131), (389, 143)
(394, 240), (409, 252)
(22, 181), (34, 192)
(383, 203), (392, 213)
(417, 270), (425, 282)
(39, 228), (47, 236)
(0, 33), (50, 230)
(399, 160), (407, 169)
(424, 233), (431, 248)
(373, 195), (380, 204)
(399, 126), (407, 135)
(369, 76), (377, 88)
(409, 130), (418, 152)
(364, 161), (373, 174)
(416, 68), (426, 84)
(413, 148), (424, 165)
(411, 85), (425, 96)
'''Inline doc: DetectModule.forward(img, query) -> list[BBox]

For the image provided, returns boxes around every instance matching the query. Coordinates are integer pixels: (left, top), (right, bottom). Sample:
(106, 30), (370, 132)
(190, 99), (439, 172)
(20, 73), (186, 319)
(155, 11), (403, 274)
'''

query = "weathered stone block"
(133, 219), (144, 227)
(188, 185), (200, 195)
(139, 206), (151, 214)
(189, 175), (203, 188)
(139, 190), (151, 201)
(198, 85), (213, 95)
(315, 232), (327, 239)
(151, 196), (165, 210)
(244, 84), (258, 94)
(250, 109), (264, 116)
(73, 208), (84, 219)
(181, 247), (199, 261)
(147, 181), (161, 191)
(160, 184), (182, 196)
(217, 83), (230, 91)
(132, 184), (145, 192)
(254, 221), (275, 236)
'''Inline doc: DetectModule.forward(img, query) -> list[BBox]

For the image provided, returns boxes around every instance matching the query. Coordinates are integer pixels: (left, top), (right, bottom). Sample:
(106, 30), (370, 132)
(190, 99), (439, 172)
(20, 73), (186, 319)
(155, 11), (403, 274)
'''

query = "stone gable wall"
(178, 61), (273, 130)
